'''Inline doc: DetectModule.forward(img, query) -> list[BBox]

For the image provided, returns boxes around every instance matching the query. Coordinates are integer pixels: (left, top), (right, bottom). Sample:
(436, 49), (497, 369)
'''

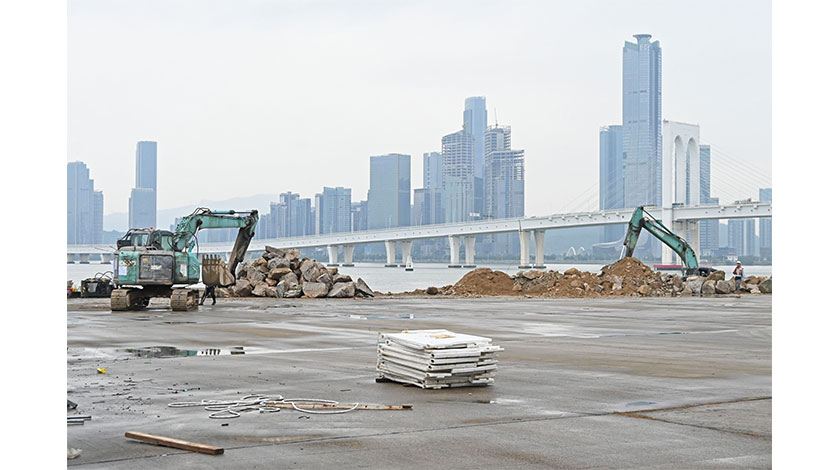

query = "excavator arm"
(172, 208), (259, 281)
(623, 206), (703, 275)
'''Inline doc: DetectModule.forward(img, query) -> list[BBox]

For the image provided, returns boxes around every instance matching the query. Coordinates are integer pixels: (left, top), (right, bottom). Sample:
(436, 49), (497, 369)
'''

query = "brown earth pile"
(418, 257), (770, 298)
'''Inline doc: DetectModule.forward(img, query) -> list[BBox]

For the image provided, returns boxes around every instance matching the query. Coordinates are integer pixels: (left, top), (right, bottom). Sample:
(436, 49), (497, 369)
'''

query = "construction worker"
(200, 284), (216, 306)
(732, 261), (744, 291)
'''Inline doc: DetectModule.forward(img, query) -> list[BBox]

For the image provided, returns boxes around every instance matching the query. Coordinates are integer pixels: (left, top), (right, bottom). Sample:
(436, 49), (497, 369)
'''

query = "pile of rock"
(220, 246), (375, 299)
(420, 258), (771, 298)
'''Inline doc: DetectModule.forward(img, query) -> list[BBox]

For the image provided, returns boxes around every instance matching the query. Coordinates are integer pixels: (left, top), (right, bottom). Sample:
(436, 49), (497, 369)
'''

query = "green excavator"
(623, 206), (712, 276)
(110, 208), (259, 311)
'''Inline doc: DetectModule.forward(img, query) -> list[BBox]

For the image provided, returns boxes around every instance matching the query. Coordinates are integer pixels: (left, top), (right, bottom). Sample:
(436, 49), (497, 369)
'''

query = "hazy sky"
(69, 0), (771, 216)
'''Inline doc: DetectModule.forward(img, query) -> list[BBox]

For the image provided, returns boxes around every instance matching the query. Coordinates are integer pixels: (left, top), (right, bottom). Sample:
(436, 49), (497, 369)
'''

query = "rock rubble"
(216, 247), (374, 299)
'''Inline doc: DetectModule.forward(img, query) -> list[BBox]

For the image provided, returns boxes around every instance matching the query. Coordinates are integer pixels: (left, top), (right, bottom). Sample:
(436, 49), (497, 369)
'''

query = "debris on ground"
(167, 393), (399, 418)
(411, 258), (770, 298)
(125, 431), (224, 455)
(219, 246), (374, 299)
(377, 329), (502, 389)
(67, 448), (82, 459)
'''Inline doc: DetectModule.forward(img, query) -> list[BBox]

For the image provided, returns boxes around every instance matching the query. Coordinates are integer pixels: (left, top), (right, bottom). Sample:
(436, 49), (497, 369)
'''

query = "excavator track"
(171, 289), (198, 311)
(110, 289), (148, 311)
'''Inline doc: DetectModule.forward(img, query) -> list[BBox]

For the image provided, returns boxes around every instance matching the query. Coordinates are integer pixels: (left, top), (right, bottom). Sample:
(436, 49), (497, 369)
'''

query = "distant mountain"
(103, 193), (279, 232)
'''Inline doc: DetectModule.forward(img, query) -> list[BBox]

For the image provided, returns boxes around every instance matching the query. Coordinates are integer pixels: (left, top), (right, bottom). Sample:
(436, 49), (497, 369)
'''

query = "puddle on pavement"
(626, 401), (656, 407)
(346, 313), (415, 320)
(124, 346), (246, 358)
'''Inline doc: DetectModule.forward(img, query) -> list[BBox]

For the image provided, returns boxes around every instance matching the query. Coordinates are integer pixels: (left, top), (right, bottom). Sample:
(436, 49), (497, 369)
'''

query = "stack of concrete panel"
(377, 329), (502, 389)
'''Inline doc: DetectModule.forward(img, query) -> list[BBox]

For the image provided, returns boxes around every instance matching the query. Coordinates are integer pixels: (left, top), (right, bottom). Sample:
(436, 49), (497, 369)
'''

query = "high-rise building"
(129, 141), (158, 228)
(423, 152), (443, 190)
(67, 161), (98, 244)
(700, 197), (720, 255)
(367, 154), (411, 229)
(272, 192), (313, 238)
(92, 190), (104, 244)
(622, 34), (662, 208)
(484, 125), (524, 220)
(727, 219), (745, 257)
(413, 188), (444, 226)
(441, 130), (474, 223)
(698, 145), (719, 255)
(129, 188), (156, 229)
(464, 97), (487, 217)
(759, 188), (772, 258)
(351, 200), (368, 232)
(599, 125), (625, 242)
(315, 187), (352, 235)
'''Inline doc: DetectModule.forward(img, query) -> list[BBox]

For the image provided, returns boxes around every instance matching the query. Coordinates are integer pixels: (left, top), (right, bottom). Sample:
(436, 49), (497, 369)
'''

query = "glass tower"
(622, 34), (662, 208)
(367, 154), (411, 229)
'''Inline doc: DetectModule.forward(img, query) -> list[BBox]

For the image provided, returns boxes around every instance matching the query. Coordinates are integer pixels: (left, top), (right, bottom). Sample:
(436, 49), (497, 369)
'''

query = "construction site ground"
(67, 295), (771, 469)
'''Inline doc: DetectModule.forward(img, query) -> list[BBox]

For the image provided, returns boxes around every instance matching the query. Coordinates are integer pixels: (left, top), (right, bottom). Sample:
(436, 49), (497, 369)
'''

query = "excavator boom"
(623, 206), (704, 275)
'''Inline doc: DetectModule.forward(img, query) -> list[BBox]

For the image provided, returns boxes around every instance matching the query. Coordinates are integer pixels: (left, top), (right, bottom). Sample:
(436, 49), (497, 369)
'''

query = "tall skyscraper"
(67, 161), (101, 244)
(727, 219), (745, 257)
(423, 152), (443, 190)
(315, 187), (352, 234)
(599, 125), (625, 242)
(129, 188), (156, 229)
(622, 34), (662, 208)
(759, 187), (772, 258)
(464, 97), (487, 217)
(441, 130), (474, 223)
(484, 125), (525, 220)
(700, 196), (720, 256)
(698, 144), (719, 255)
(351, 200), (368, 232)
(273, 192), (313, 238)
(367, 154), (411, 229)
(129, 141), (158, 228)
(92, 190), (104, 244)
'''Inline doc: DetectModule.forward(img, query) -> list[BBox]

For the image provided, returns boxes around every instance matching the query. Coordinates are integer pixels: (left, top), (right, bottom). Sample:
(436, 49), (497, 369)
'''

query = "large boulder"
(302, 281), (329, 298)
(686, 276), (704, 294)
(281, 272), (300, 287)
(268, 257), (291, 271)
(355, 278), (374, 297)
(275, 280), (288, 298)
(253, 257), (268, 269)
(707, 270), (726, 282)
(266, 246), (300, 260)
(233, 279), (252, 297)
(300, 259), (319, 282)
(265, 277), (278, 287)
(701, 280), (717, 295)
(252, 282), (271, 297)
(671, 275), (683, 289)
(283, 284), (303, 298)
(638, 284), (652, 296)
(268, 267), (292, 280)
(715, 280), (733, 294)
(564, 267), (581, 277)
(333, 274), (352, 283)
(758, 277), (772, 294)
(316, 272), (333, 289)
(328, 282), (356, 298)
(327, 267), (339, 276)
(246, 266), (266, 285)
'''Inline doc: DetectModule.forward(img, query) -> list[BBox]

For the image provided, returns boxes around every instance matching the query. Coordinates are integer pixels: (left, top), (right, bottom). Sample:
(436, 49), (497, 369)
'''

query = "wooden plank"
(264, 402), (412, 411)
(125, 431), (224, 455)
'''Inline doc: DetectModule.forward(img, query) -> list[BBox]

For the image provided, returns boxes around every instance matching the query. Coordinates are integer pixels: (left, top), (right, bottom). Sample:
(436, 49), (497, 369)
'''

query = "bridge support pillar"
(661, 207), (675, 265)
(463, 236), (476, 268)
(67, 254), (76, 264)
(518, 231), (531, 269)
(385, 240), (398, 267)
(533, 230), (546, 269)
(101, 253), (113, 264)
(448, 236), (461, 268)
(399, 241), (413, 267)
(342, 245), (355, 267)
(79, 253), (90, 264)
(327, 245), (340, 266)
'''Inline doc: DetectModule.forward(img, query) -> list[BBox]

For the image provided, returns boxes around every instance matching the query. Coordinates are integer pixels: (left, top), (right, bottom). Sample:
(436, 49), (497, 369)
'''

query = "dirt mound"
(601, 257), (655, 282)
(453, 268), (515, 296)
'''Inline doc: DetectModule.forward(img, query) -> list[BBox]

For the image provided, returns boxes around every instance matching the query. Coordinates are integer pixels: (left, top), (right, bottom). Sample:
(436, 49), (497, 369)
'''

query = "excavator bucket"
(201, 255), (235, 287)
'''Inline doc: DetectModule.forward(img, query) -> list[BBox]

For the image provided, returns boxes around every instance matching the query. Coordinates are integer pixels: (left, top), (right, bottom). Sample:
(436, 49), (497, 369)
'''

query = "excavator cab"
(116, 229), (175, 251)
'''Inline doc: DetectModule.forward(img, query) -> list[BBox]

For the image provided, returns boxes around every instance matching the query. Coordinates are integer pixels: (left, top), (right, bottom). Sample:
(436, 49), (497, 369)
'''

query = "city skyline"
(69, 0), (771, 217)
